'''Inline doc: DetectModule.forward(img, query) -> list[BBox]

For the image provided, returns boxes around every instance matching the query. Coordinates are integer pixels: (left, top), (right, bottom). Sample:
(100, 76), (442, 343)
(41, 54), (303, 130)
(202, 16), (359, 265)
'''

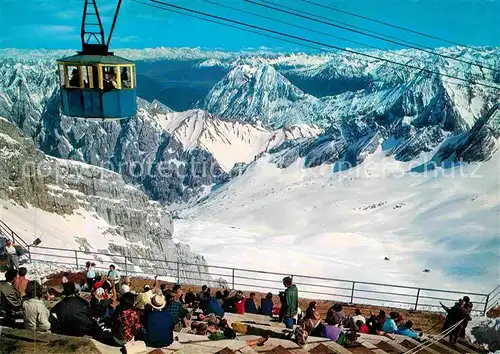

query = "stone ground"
(0, 327), (101, 354)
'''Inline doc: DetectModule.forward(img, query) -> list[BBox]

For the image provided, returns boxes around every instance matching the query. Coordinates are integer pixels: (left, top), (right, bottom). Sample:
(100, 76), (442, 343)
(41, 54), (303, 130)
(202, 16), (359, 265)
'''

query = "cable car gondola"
(57, 0), (136, 121)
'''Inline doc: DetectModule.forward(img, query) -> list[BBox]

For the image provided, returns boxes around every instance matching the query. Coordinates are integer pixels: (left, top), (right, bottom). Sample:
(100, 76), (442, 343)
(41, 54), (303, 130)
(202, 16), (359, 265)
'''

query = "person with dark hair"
(245, 293), (258, 314)
(69, 68), (80, 87)
(184, 288), (196, 306)
(0, 269), (22, 322)
(442, 300), (468, 344)
(4, 239), (19, 270)
(13, 267), (29, 297)
(111, 291), (142, 346)
(281, 276), (298, 329)
(382, 312), (399, 334)
(86, 262), (96, 290)
(367, 310), (387, 335)
(107, 264), (120, 293)
(325, 303), (348, 326)
(204, 290), (225, 318)
(165, 284), (187, 328)
(23, 281), (50, 332)
(260, 292), (274, 316)
(215, 290), (224, 303)
(120, 277), (131, 295)
(460, 296), (473, 338)
(295, 301), (322, 345)
(143, 293), (175, 348)
(49, 282), (97, 336)
(351, 308), (366, 327)
(395, 320), (419, 339)
(197, 285), (208, 301)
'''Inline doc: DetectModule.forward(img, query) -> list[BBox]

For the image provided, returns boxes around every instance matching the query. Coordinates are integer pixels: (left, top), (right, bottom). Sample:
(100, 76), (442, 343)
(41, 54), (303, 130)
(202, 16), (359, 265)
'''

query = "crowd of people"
(0, 262), (476, 351)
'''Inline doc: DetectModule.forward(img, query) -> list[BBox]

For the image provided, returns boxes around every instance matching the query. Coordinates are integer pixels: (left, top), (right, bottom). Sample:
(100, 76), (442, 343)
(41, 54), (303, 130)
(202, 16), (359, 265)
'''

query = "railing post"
(74, 250), (79, 269)
(232, 269), (235, 290)
(27, 245), (31, 263)
(415, 288), (421, 311)
(124, 256), (128, 277)
(350, 282), (355, 304)
(176, 261), (180, 284)
(483, 294), (490, 315)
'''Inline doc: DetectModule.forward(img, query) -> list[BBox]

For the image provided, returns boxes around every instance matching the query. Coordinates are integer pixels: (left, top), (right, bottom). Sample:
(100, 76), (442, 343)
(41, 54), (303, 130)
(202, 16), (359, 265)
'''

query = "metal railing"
(0, 219), (30, 253)
(27, 245), (496, 315)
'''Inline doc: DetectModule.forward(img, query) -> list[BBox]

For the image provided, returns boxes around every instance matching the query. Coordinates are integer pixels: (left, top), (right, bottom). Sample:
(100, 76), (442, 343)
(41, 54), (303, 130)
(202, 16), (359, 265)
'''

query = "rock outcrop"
(0, 117), (209, 281)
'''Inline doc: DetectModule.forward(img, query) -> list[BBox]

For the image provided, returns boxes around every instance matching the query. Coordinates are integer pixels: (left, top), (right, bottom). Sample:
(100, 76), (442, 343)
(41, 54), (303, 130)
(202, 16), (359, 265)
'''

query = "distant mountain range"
(0, 46), (498, 205)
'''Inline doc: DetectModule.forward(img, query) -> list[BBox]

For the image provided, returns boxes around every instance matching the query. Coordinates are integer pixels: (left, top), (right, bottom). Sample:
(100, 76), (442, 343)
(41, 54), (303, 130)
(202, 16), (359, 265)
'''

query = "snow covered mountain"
(202, 64), (327, 128)
(0, 46), (498, 207)
(0, 117), (209, 280)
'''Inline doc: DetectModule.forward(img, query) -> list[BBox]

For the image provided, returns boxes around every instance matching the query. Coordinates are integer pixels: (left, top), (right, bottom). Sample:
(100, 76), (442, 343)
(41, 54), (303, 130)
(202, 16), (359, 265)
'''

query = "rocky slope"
(0, 47), (498, 206)
(0, 117), (209, 280)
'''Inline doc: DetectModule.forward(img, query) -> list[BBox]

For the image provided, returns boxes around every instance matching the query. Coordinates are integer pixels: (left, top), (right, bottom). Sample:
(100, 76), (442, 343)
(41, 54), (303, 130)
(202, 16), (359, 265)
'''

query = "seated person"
(89, 286), (115, 319)
(164, 284), (188, 328)
(382, 312), (400, 334)
(395, 320), (420, 339)
(0, 269), (22, 323)
(244, 292), (258, 314)
(204, 292), (225, 318)
(69, 68), (80, 87)
(356, 320), (369, 334)
(23, 281), (50, 332)
(351, 308), (366, 325)
(111, 292), (142, 346)
(50, 282), (97, 336)
(135, 277), (158, 310)
(260, 292), (274, 316)
(184, 288), (196, 305)
(13, 267), (29, 297)
(143, 294), (174, 348)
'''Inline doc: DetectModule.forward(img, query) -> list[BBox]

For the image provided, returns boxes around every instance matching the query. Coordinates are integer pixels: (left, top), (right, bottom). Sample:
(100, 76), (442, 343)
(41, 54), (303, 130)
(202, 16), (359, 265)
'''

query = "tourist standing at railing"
(325, 303), (348, 327)
(4, 239), (19, 270)
(460, 296), (473, 339)
(86, 262), (96, 290)
(281, 276), (299, 329)
(107, 264), (121, 293)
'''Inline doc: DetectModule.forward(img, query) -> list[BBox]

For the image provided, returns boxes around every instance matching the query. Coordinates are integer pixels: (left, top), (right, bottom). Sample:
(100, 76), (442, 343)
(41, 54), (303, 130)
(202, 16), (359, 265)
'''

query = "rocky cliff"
(0, 117), (209, 281)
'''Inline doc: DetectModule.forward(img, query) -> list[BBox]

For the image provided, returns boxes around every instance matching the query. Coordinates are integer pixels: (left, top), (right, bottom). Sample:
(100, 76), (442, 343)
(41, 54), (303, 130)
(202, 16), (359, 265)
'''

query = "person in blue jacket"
(205, 292), (225, 318)
(260, 292), (274, 316)
(395, 320), (420, 339)
(244, 293), (258, 314)
(143, 294), (175, 348)
(382, 312), (399, 334)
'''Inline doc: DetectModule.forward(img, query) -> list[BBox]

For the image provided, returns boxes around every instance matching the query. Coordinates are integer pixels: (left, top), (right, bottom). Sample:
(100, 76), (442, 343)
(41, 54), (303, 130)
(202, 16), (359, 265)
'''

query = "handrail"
(28, 245), (492, 297)
(26, 244), (494, 314)
(1, 216), (493, 314)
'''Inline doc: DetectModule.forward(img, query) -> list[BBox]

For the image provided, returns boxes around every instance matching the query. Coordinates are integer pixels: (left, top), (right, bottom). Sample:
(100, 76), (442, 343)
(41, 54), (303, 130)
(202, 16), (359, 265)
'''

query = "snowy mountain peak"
(202, 64), (321, 128)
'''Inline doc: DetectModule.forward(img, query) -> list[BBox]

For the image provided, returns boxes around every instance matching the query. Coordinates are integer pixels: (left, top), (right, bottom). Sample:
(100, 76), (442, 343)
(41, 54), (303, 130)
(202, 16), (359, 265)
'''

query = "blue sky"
(0, 0), (499, 52)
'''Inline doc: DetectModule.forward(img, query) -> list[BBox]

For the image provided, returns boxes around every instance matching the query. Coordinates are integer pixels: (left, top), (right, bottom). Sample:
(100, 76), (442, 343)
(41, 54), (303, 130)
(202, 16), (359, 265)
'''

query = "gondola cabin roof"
(56, 54), (134, 65)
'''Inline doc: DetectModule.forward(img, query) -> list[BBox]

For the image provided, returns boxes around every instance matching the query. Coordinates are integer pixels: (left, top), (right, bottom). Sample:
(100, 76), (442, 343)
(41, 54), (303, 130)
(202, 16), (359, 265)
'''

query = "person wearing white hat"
(143, 293), (175, 348)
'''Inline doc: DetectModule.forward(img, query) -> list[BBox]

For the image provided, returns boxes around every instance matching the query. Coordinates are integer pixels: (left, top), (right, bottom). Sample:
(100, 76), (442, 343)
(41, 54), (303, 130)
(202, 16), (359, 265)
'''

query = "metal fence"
(0, 219), (30, 252)
(27, 245), (496, 315)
